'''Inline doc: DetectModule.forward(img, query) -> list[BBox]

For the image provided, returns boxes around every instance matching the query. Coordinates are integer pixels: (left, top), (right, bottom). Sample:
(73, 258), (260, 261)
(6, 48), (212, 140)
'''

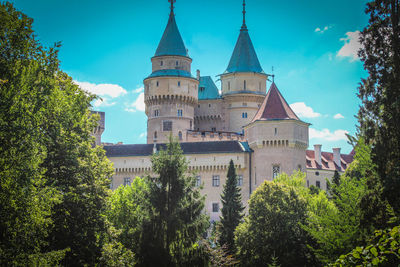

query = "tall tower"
(220, 0), (268, 133)
(144, 0), (198, 144)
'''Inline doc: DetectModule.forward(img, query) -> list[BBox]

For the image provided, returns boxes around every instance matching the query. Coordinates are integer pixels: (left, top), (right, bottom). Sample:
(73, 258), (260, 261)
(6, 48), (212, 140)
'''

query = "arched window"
(154, 131), (157, 139)
(178, 131), (182, 140)
(244, 80), (246, 90)
(160, 61), (163, 66)
(178, 81), (181, 87)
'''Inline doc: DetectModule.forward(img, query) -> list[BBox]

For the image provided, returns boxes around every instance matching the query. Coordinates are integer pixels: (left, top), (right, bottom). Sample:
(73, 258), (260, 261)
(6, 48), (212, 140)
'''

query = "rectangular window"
(177, 109), (183, 117)
(228, 81), (230, 90)
(212, 175), (220, 187)
(154, 109), (160, 117)
(163, 120), (172, 131)
(178, 81), (181, 87)
(272, 165), (280, 179)
(211, 127), (216, 132)
(307, 180), (309, 187)
(212, 203), (219, 212)
(316, 180), (321, 188)
(123, 177), (131, 186)
(237, 175), (243, 186)
(196, 176), (201, 187)
(242, 102), (247, 107)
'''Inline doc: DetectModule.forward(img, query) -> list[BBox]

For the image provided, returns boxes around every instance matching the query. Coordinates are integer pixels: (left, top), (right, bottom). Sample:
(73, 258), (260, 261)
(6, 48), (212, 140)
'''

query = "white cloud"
(290, 102), (321, 118)
(309, 128), (349, 141)
(337, 31), (361, 61)
(333, 113), (344, 119)
(315, 25), (332, 34)
(75, 81), (127, 98)
(133, 87), (144, 93)
(139, 132), (146, 139)
(125, 92), (145, 112)
(93, 98), (116, 107)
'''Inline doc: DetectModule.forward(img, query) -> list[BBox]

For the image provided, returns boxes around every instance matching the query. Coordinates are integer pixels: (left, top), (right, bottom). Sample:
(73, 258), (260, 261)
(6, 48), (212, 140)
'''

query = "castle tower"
(220, 0), (268, 133)
(144, 0), (198, 144)
(244, 82), (309, 188)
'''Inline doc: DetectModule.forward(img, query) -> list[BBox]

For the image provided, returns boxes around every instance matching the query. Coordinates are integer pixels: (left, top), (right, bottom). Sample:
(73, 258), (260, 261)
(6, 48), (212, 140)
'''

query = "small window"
(244, 80), (246, 90)
(156, 81), (159, 87)
(198, 104), (200, 108)
(178, 131), (182, 140)
(212, 175), (220, 187)
(316, 180), (321, 188)
(190, 120), (192, 129)
(212, 203), (219, 212)
(307, 180), (309, 187)
(123, 177), (131, 186)
(163, 121), (172, 131)
(298, 164), (302, 171)
(272, 165), (280, 179)
(154, 131), (157, 139)
(177, 109), (183, 117)
(242, 112), (248, 118)
(176, 61), (178, 66)
(154, 109), (160, 117)
(274, 128), (277, 135)
(160, 61), (163, 66)
(178, 81), (181, 87)
(196, 176), (201, 187)
(237, 175), (243, 186)
(228, 81), (230, 91)
(209, 103), (211, 108)
(211, 127), (216, 132)
(315, 171), (320, 176)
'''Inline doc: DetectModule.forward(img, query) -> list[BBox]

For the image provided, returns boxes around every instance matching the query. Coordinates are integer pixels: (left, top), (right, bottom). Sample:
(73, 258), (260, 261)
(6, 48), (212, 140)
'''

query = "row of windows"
(196, 175), (243, 187)
(242, 112), (248, 118)
(160, 60), (179, 66)
(154, 130), (183, 140)
(153, 109), (183, 117)
(225, 81), (263, 91)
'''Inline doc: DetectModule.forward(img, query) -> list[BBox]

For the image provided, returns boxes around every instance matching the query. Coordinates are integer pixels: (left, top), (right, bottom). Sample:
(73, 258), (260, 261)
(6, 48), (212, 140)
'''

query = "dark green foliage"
(0, 2), (113, 265)
(218, 159), (244, 252)
(235, 181), (312, 267)
(309, 185), (321, 195)
(327, 170), (341, 199)
(138, 136), (209, 266)
(357, 0), (400, 215)
(331, 226), (400, 266)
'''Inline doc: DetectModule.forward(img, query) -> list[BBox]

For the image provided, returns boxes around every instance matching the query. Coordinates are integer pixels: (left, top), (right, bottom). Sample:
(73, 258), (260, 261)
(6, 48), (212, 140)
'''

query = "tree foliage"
(235, 180), (312, 267)
(357, 0), (400, 215)
(218, 159), (244, 252)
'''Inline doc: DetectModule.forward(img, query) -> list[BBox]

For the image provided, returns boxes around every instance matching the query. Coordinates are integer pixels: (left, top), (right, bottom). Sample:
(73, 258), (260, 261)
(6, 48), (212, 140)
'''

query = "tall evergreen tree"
(138, 136), (209, 266)
(218, 160), (244, 252)
(357, 0), (400, 214)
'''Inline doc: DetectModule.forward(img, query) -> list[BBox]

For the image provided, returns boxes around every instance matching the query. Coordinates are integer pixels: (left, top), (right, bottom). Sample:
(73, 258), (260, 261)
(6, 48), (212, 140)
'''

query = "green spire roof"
(154, 10), (188, 57)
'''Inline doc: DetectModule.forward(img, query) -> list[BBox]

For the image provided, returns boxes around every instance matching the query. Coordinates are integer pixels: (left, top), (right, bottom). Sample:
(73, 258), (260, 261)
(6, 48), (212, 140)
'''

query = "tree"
(0, 2), (114, 265)
(218, 159), (244, 252)
(235, 181), (312, 267)
(138, 136), (209, 266)
(357, 0), (400, 215)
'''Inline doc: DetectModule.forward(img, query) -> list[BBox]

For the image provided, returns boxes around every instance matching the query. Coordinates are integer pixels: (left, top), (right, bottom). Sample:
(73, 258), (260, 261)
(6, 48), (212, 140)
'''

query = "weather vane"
(242, 0), (247, 29)
(168, 0), (176, 13)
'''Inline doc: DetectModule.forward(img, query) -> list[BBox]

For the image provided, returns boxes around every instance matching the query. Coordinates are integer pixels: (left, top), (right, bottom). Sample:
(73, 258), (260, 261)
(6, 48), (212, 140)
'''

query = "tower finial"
(241, 0), (247, 30)
(169, 0), (176, 14)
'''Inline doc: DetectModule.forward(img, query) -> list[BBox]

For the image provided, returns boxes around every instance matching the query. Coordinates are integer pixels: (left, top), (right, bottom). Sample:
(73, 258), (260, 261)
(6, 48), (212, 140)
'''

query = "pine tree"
(138, 136), (209, 266)
(218, 160), (244, 252)
(357, 0), (400, 214)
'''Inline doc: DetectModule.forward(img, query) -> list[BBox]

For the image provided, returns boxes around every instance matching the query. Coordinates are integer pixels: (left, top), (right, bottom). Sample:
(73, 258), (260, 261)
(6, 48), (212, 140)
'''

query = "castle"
(96, 0), (354, 221)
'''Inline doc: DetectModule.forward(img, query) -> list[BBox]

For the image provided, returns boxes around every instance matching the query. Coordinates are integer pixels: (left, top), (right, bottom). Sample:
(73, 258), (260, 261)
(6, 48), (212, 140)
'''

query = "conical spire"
(251, 82), (299, 122)
(224, 0), (263, 74)
(154, 0), (188, 57)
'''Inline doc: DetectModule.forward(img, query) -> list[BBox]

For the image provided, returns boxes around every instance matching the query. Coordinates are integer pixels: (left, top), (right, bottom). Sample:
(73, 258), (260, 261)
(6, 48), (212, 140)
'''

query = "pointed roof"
(198, 76), (221, 100)
(154, 10), (188, 57)
(251, 82), (299, 122)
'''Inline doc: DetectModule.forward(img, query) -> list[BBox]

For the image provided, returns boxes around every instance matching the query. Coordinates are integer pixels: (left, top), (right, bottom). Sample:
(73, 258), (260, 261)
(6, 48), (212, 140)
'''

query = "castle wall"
(194, 99), (226, 131)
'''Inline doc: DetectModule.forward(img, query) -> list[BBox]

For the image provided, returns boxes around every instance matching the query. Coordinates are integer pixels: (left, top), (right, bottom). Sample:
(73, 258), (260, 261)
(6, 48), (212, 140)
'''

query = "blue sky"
(11, 0), (369, 153)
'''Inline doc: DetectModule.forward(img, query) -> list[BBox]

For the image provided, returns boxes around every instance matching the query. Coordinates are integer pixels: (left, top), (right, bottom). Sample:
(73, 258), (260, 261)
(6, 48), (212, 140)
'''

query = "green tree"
(218, 159), (244, 252)
(357, 0), (400, 215)
(235, 181), (312, 267)
(138, 136), (209, 266)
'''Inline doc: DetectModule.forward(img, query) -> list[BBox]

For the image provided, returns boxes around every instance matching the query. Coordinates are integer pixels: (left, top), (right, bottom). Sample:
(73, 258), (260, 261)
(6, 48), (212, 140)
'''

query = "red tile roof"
(306, 150), (354, 172)
(251, 82), (299, 122)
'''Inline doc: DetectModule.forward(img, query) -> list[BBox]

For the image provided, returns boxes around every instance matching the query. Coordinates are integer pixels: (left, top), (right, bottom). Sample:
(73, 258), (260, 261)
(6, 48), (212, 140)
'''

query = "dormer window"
(200, 87), (205, 92)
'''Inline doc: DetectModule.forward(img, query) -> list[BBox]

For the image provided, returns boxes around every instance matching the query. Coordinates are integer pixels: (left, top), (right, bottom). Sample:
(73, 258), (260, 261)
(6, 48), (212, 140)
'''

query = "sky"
(10, 0), (370, 154)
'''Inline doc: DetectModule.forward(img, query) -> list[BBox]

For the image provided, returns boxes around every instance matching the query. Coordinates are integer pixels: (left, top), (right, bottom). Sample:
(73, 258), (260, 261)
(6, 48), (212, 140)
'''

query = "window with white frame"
(212, 175), (220, 187)
(237, 175), (243, 186)
(272, 165), (280, 179)
(123, 177), (131, 186)
(196, 176), (201, 187)
(163, 120), (172, 131)
(212, 202), (219, 212)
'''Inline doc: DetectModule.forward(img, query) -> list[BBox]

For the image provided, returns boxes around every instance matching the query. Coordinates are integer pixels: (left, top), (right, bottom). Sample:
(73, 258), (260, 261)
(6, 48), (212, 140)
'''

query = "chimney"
(196, 69), (200, 80)
(333, 148), (341, 169)
(314, 144), (322, 166)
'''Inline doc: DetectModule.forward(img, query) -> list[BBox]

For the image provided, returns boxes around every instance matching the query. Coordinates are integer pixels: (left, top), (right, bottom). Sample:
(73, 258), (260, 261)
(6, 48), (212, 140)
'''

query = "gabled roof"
(154, 11), (188, 57)
(251, 82), (299, 122)
(224, 28), (263, 74)
(198, 76), (220, 100)
(104, 141), (250, 157)
(306, 150), (354, 171)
